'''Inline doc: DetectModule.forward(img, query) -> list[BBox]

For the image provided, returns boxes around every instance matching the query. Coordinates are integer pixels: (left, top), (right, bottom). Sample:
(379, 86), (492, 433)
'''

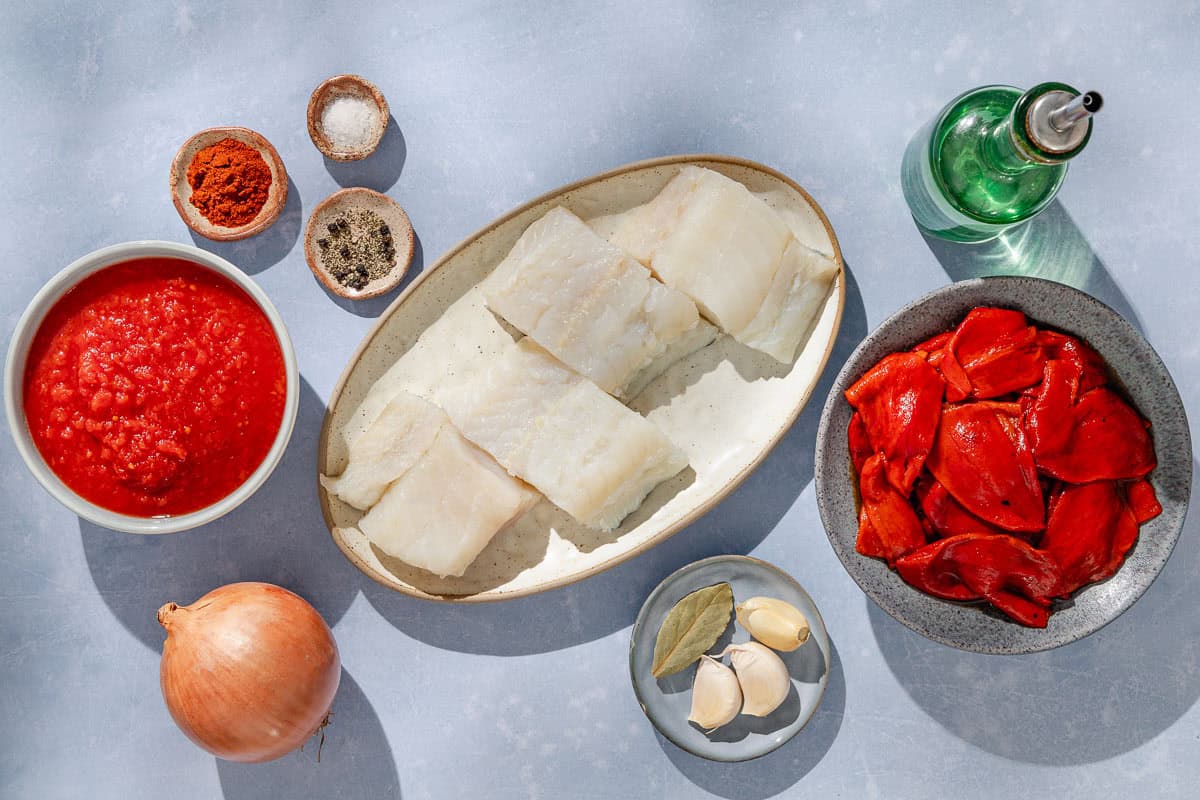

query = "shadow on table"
(659, 640), (845, 798)
(869, 459), (1200, 765)
(188, 176), (303, 274)
(361, 264), (869, 656)
(325, 231), (425, 319)
(217, 668), (401, 800)
(922, 200), (1143, 333)
(79, 375), (362, 650)
(324, 116), (407, 193)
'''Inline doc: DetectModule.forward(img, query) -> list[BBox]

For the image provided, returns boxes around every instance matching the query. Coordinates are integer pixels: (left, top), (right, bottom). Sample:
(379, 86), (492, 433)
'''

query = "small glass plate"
(629, 554), (831, 762)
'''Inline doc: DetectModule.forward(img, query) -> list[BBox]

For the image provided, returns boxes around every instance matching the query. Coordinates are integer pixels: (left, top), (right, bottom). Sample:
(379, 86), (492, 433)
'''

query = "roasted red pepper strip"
(912, 331), (953, 354)
(849, 412), (883, 557)
(1040, 481), (1140, 596)
(926, 402), (1045, 532)
(1025, 362), (1156, 482)
(845, 352), (945, 493)
(937, 348), (972, 402)
(895, 533), (1059, 627)
(1037, 330), (1108, 394)
(857, 453), (927, 564)
(1126, 479), (1163, 524)
(1023, 359), (1079, 456)
(985, 587), (1053, 628)
(848, 412), (873, 475)
(892, 535), (978, 601)
(915, 331), (953, 371)
(915, 476), (1006, 540)
(855, 504), (886, 560)
(943, 308), (1046, 399)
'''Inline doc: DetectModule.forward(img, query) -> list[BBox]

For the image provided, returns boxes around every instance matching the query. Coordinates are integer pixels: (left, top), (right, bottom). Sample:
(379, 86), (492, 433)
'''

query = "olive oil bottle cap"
(1014, 83), (1102, 163)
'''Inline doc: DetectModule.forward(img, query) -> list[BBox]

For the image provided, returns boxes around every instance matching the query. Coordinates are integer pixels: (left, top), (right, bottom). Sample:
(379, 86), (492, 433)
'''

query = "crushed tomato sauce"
(23, 258), (286, 517)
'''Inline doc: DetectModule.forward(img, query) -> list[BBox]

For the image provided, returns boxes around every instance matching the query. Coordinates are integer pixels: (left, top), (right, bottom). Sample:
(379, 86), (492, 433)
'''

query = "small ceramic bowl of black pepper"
(170, 126), (288, 242)
(304, 188), (415, 300)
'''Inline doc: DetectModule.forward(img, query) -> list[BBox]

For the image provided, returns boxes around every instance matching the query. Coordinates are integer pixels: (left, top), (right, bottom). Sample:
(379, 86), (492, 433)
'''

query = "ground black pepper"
(318, 209), (396, 291)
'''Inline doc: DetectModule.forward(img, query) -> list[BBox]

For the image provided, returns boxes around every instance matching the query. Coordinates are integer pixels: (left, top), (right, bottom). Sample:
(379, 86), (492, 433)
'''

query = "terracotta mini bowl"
(304, 188), (415, 300)
(170, 127), (288, 242)
(307, 74), (389, 161)
(3, 241), (299, 534)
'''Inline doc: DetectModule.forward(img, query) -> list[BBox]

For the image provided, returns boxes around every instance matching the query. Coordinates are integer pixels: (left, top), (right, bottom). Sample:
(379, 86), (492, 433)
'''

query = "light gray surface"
(1, 2), (1197, 798)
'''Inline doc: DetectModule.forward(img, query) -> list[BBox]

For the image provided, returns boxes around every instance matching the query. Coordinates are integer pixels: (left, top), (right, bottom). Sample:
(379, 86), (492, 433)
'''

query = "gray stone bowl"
(814, 277), (1191, 654)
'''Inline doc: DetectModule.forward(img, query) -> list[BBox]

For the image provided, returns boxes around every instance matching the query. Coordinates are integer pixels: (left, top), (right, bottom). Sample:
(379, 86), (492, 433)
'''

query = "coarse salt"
(321, 95), (378, 152)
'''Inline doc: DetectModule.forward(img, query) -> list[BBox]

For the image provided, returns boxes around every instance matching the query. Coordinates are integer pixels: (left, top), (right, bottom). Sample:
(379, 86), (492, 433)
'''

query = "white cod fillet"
(357, 423), (539, 578)
(621, 316), (718, 400)
(444, 339), (689, 531)
(338, 287), (517, 449)
(736, 238), (840, 364)
(606, 166), (791, 335)
(320, 392), (445, 510)
(601, 166), (837, 364)
(483, 206), (703, 398)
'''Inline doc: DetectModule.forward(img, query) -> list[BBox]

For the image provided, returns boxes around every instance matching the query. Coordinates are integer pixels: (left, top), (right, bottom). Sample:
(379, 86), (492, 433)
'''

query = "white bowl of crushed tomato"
(5, 241), (298, 533)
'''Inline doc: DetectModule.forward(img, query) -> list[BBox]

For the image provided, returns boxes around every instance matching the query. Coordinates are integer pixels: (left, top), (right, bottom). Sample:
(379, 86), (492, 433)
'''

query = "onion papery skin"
(158, 582), (341, 763)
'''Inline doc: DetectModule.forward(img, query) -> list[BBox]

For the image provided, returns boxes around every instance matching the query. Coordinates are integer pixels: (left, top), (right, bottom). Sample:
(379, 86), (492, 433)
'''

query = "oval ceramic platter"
(318, 155), (845, 601)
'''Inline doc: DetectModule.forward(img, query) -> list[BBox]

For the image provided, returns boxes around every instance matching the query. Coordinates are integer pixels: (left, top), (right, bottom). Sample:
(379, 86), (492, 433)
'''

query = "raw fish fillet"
(484, 207), (703, 398)
(357, 424), (539, 578)
(444, 339), (688, 531)
(320, 392), (445, 510)
(339, 288), (517, 449)
(736, 238), (839, 363)
(752, 190), (837, 258)
(607, 166), (791, 336)
(622, 318), (719, 400)
(598, 166), (838, 363)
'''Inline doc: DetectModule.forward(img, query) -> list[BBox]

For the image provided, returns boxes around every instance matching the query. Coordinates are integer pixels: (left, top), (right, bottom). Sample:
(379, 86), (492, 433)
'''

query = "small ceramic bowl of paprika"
(4, 240), (299, 534)
(170, 127), (288, 242)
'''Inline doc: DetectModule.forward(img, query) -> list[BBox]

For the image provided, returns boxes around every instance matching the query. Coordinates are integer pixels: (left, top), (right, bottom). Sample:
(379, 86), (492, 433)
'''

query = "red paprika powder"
(186, 138), (272, 227)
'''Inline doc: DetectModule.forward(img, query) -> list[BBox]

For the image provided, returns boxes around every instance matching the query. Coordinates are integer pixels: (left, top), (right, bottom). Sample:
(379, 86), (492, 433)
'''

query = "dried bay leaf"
(651, 582), (734, 678)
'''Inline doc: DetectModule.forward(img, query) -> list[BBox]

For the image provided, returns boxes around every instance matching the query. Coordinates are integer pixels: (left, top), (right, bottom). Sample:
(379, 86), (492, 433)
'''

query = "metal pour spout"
(1049, 91), (1104, 132)
(1024, 86), (1102, 155)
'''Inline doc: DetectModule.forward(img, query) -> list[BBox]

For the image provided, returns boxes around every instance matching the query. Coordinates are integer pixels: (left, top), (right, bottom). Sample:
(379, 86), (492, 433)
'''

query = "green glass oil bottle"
(901, 82), (1102, 243)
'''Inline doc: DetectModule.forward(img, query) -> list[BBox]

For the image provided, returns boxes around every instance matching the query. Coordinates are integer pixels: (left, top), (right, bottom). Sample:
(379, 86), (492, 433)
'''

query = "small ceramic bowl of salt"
(307, 75), (389, 161)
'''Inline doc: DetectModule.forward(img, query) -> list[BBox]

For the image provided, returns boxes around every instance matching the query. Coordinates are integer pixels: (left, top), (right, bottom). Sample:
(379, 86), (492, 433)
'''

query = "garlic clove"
(688, 655), (742, 731)
(735, 596), (811, 652)
(724, 641), (791, 717)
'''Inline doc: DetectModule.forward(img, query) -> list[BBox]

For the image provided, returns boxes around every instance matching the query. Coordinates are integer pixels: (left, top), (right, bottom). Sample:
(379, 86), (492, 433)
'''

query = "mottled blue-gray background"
(2, 2), (1198, 798)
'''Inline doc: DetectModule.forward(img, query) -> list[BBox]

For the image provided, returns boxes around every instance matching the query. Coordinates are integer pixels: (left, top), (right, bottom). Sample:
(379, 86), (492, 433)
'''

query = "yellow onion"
(158, 582), (340, 763)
